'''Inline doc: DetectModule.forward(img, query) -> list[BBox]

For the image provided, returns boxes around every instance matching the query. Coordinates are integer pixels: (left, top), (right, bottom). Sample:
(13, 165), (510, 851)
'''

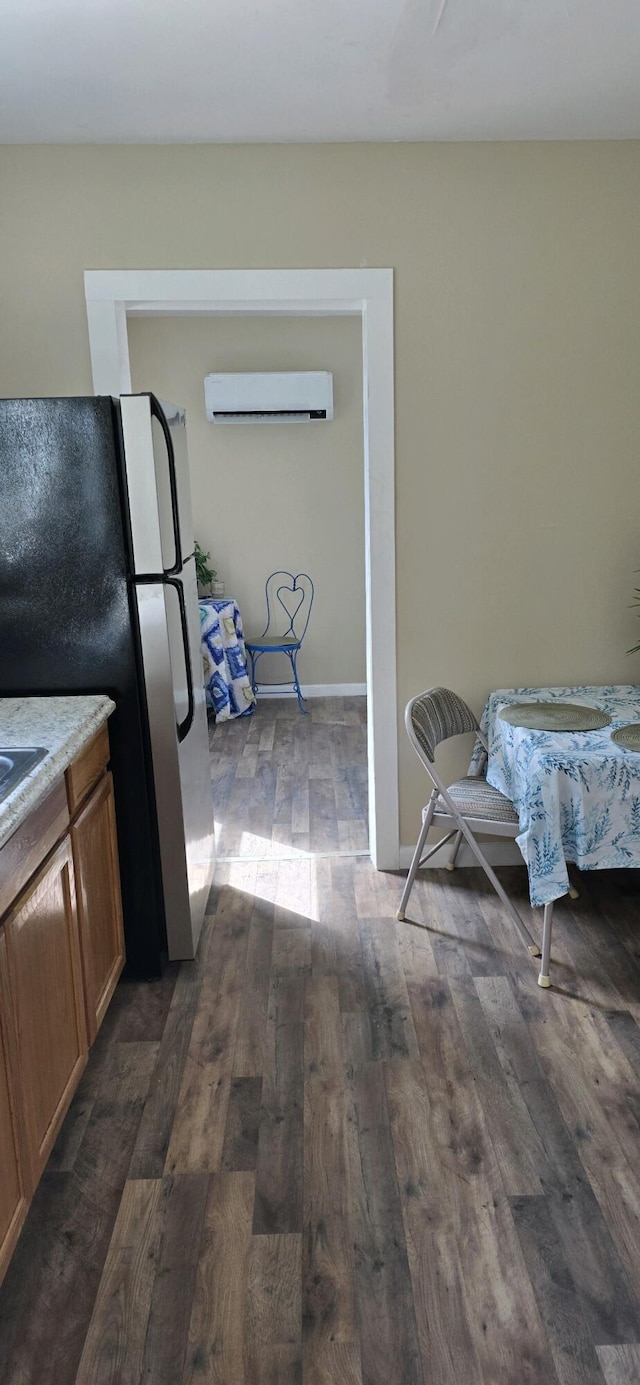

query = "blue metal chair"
(245, 571), (314, 713)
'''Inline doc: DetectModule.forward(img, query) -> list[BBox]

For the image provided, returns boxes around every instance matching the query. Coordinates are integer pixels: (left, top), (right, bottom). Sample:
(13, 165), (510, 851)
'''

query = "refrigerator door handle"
(134, 574), (195, 744)
(147, 392), (183, 577)
(164, 576), (195, 743)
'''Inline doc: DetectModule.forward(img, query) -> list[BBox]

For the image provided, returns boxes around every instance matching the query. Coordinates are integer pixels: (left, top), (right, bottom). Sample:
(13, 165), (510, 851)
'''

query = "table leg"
(538, 902), (554, 988)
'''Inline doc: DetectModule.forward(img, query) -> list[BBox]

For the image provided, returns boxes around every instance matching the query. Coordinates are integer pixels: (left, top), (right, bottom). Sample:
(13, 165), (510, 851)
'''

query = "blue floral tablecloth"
(199, 598), (255, 721)
(472, 685), (640, 907)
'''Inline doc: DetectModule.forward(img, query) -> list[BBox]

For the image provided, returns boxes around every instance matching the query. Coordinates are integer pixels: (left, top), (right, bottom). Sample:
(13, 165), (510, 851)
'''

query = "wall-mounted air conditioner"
(204, 371), (333, 423)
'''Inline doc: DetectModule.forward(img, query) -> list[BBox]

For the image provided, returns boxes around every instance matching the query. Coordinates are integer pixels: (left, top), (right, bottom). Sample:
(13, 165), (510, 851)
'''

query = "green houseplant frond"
(194, 539), (217, 589)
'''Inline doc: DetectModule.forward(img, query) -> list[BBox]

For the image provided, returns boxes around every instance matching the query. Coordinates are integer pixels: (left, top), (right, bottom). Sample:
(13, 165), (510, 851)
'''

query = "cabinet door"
(0, 933), (29, 1285)
(4, 837), (87, 1185)
(71, 771), (125, 1044)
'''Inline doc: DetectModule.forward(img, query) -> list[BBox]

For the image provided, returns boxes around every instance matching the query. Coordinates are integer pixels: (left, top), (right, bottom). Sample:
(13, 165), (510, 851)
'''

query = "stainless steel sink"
(0, 747), (48, 803)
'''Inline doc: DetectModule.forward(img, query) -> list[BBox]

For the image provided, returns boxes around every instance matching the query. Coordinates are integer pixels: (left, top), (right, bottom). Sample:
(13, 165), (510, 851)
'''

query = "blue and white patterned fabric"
(470, 685), (640, 907)
(199, 598), (255, 721)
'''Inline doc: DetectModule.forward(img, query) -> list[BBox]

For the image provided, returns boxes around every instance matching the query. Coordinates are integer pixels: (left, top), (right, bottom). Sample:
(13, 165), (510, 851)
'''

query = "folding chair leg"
(451, 816), (541, 958)
(445, 830), (463, 872)
(538, 903), (554, 988)
(397, 792), (437, 921)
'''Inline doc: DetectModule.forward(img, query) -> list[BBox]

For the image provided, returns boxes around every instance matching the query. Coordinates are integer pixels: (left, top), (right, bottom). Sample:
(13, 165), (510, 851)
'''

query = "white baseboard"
(398, 840), (522, 869)
(255, 682), (366, 699)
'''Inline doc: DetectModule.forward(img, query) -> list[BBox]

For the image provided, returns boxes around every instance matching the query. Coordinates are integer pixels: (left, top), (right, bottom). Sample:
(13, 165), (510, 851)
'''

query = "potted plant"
(194, 540), (217, 597)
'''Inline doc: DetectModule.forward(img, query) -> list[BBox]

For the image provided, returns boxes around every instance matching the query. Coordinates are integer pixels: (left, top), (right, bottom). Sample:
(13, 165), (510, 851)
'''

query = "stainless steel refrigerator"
(0, 392), (214, 975)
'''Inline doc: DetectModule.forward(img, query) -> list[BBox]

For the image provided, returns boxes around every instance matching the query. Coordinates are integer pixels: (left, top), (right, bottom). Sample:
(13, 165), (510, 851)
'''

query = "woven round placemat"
(498, 702), (611, 732)
(611, 723), (640, 752)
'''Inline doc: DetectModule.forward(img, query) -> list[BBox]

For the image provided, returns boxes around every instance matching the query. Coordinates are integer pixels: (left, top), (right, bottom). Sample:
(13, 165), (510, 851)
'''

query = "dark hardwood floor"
(210, 696), (369, 859)
(1, 697), (640, 1383)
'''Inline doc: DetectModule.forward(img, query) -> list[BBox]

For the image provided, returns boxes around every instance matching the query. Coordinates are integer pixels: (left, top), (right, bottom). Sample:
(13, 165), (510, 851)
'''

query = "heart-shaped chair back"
(263, 571), (314, 643)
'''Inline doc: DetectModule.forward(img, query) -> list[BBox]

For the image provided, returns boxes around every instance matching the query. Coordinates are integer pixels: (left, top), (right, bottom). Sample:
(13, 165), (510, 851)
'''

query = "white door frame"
(84, 268), (398, 869)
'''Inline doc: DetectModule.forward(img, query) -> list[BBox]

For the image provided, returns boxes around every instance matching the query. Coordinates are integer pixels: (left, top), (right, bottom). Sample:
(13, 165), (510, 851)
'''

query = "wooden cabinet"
(65, 723), (110, 816)
(0, 720), (126, 1285)
(71, 771), (124, 1043)
(0, 933), (29, 1284)
(3, 836), (87, 1186)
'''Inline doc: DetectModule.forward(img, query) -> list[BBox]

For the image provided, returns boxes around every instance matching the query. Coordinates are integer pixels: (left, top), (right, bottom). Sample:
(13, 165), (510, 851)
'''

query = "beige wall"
(1, 143), (640, 845)
(127, 314), (365, 687)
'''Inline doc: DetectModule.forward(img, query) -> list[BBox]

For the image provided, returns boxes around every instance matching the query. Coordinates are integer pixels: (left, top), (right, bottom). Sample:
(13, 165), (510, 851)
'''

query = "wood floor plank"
(448, 975), (548, 1195)
(128, 955), (204, 1179)
(253, 925), (305, 1233)
(272, 925), (312, 975)
(233, 896), (275, 1078)
(345, 1060), (424, 1385)
(605, 1011), (640, 1077)
(292, 779), (310, 836)
(140, 1172), (210, 1385)
(108, 965), (180, 1043)
(406, 975), (561, 1384)
(435, 872), (513, 978)
(245, 1233), (302, 1348)
(246, 1345), (302, 1384)
(311, 859), (367, 1014)
(553, 1004), (640, 1177)
(303, 979), (357, 1362)
(522, 991), (640, 1306)
(359, 916), (420, 1060)
(406, 975), (498, 1191)
(546, 1178), (640, 1347)
(395, 909), (439, 984)
(596, 1344), (640, 1384)
(475, 976), (595, 1189)
(384, 1058), (484, 1385)
(164, 892), (251, 1175)
(253, 1018), (304, 1234)
(330, 858), (367, 1013)
(540, 896), (629, 1011)
(341, 1010), (374, 1066)
(404, 869), (477, 976)
(76, 1032), (159, 1106)
(274, 764), (295, 828)
(303, 1340), (363, 1385)
(0, 1043), (158, 1385)
(47, 1092), (94, 1173)
(474, 972), (640, 1344)
(338, 819), (368, 852)
(277, 858), (313, 928)
(222, 1077), (263, 1171)
(183, 1171), (255, 1385)
(472, 866), (543, 989)
(511, 1194), (607, 1385)
(75, 1178), (164, 1385)
(304, 972), (343, 1079)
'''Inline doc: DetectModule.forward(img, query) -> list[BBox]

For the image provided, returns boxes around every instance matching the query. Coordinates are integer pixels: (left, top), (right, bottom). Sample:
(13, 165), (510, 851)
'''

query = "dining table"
(470, 685), (640, 985)
(473, 684), (640, 906)
(198, 597), (255, 721)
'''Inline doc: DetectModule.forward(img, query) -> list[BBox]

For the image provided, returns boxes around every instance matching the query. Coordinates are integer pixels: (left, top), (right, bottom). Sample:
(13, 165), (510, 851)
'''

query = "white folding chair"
(397, 687), (548, 974)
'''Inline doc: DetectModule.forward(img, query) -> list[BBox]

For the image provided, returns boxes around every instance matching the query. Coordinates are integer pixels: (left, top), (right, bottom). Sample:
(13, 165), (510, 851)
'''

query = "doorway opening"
(84, 268), (398, 870)
(128, 311), (368, 865)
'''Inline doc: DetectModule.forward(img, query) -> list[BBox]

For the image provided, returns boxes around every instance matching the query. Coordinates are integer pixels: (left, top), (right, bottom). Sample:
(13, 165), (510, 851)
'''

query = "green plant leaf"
(194, 538), (217, 586)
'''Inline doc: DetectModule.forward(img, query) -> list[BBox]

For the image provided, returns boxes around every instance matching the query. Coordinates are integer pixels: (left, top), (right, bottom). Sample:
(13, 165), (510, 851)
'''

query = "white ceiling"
(2, 0), (640, 144)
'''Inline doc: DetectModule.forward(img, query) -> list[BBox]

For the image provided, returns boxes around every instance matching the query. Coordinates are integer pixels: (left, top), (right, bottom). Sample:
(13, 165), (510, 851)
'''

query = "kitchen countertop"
(0, 695), (115, 850)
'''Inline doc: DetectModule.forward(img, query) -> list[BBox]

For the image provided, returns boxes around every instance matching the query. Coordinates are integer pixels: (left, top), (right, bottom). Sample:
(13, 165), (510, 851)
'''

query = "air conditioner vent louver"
(204, 372), (333, 424)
